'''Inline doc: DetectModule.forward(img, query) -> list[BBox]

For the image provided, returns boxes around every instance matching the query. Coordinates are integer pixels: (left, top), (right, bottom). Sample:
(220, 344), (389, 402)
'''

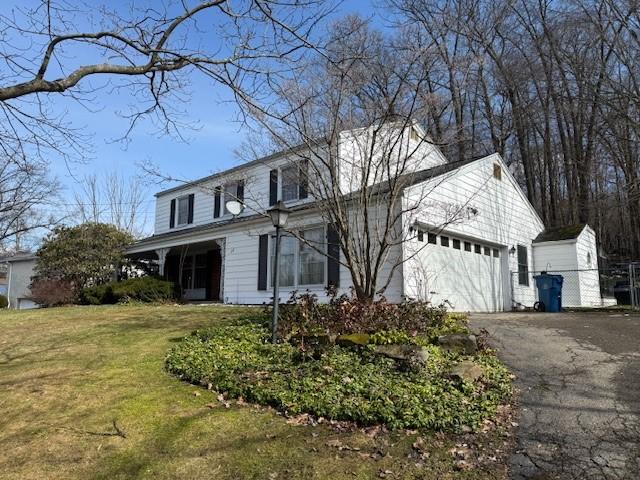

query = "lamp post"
(267, 201), (291, 344)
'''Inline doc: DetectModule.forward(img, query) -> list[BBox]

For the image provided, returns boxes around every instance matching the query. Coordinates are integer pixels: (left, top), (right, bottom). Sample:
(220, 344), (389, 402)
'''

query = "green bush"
(166, 322), (512, 432)
(0, 294), (7, 308)
(80, 276), (177, 305)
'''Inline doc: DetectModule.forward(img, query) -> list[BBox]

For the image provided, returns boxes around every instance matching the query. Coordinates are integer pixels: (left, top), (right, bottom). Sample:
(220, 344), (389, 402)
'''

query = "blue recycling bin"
(533, 273), (564, 312)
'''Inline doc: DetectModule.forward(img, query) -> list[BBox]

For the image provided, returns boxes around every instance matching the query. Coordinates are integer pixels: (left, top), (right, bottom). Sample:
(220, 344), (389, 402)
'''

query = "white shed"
(532, 224), (602, 307)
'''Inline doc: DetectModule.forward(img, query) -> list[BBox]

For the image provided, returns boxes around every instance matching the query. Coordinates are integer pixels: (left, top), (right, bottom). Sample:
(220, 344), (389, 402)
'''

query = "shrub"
(29, 278), (76, 307)
(80, 276), (177, 304)
(0, 294), (7, 308)
(276, 290), (451, 339)
(166, 322), (512, 432)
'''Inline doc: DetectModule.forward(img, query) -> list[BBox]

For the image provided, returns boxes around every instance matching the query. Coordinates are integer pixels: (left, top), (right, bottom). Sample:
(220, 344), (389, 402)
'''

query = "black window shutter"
(169, 199), (176, 228)
(327, 224), (340, 288)
(237, 180), (244, 202)
(213, 186), (221, 218)
(298, 159), (309, 199)
(257, 234), (268, 290)
(269, 169), (278, 206)
(187, 194), (195, 224)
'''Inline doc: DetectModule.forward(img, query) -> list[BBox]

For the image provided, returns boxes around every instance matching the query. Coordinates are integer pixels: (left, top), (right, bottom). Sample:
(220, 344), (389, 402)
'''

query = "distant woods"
(385, 0), (640, 260)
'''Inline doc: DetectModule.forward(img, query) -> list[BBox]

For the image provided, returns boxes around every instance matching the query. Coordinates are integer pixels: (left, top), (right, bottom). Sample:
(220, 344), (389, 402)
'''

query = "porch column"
(155, 248), (171, 277)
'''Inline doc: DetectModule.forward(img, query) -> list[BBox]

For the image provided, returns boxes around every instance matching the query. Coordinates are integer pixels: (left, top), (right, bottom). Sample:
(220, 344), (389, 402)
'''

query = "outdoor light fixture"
(509, 246), (516, 256)
(267, 201), (291, 343)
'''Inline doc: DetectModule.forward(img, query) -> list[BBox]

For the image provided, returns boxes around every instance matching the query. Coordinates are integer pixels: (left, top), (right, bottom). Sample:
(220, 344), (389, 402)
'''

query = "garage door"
(421, 234), (504, 312)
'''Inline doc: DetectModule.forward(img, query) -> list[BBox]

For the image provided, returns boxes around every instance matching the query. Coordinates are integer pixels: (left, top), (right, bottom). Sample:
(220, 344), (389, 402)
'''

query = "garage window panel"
(484, 246), (491, 256)
(428, 233), (437, 244)
(453, 239), (461, 250)
(474, 244), (481, 254)
(464, 241), (471, 252)
(417, 230), (424, 242)
(492, 248), (499, 258)
(441, 236), (450, 247)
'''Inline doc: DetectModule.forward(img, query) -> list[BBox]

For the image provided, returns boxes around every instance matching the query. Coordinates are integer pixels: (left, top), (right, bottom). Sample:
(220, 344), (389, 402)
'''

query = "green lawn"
(0, 305), (510, 479)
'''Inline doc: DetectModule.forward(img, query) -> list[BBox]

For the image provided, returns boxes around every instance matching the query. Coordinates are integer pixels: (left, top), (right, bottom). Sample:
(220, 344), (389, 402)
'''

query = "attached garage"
(404, 230), (506, 312)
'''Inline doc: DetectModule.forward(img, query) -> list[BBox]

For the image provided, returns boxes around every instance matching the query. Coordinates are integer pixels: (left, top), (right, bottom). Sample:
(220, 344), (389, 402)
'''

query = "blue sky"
(4, 0), (388, 234)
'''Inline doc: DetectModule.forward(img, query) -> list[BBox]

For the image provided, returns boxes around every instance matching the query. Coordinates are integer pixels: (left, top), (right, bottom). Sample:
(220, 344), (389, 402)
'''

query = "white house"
(2, 253), (39, 309)
(127, 124), (603, 312)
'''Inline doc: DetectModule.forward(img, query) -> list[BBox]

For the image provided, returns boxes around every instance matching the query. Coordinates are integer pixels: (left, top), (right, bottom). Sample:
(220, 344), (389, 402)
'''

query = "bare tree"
(0, 0), (332, 165)
(0, 155), (59, 252)
(72, 171), (149, 237)
(384, 0), (640, 261)
(243, 16), (477, 301)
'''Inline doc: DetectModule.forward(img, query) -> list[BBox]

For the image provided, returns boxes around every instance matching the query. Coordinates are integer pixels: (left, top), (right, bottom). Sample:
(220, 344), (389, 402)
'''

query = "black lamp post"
(267, 200), (291, 344)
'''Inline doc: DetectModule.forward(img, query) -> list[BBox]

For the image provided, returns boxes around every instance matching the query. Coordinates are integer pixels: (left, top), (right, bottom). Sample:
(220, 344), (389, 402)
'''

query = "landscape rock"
(449, 360), (484, 383)
(373, 344), (429, 372)
(437, 334), (478, 354)
(336, 333), (370, 348)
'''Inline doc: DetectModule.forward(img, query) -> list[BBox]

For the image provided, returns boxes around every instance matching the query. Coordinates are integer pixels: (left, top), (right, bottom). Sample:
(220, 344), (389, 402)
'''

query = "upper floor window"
(177, 196), (190, 225)
(224, 181), (244, 214)
(281, 163), (301, 202)
(270, 160), (308, 206)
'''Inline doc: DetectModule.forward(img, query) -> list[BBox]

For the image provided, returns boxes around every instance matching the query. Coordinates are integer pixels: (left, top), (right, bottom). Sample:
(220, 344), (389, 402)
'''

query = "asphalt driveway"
(471, 311), (640, 480)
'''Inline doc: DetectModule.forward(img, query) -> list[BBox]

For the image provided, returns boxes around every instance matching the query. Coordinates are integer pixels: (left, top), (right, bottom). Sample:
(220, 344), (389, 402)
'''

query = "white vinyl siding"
(402, 154), (544, 310)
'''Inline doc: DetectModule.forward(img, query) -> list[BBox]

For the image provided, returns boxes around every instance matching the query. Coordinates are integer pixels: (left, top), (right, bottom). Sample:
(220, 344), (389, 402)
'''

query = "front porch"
(128, 238), (224, 302)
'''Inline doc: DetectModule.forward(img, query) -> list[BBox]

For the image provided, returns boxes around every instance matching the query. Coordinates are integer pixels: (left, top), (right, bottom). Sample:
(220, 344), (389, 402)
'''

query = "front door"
(206, 249), (222, 301)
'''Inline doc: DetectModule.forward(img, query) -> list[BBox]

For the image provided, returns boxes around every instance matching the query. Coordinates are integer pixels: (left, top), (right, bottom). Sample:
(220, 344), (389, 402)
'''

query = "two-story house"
(127, 123), (602, 311)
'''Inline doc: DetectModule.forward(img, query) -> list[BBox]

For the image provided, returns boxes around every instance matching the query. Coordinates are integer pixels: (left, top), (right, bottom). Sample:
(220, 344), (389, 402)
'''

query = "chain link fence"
(512, 263), (640, 310)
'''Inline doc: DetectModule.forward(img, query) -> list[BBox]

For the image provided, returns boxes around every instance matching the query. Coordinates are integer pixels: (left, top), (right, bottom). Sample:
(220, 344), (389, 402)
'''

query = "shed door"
(423, 238), (504, 312)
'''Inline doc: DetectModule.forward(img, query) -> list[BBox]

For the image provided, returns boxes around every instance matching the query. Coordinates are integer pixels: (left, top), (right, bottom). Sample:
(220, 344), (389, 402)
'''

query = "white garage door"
(422, 234), (504, 312)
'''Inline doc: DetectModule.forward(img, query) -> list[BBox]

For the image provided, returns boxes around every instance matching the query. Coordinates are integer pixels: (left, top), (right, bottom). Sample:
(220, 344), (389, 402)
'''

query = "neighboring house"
(127, 124), (602, 312)
(2, 253), (38, 309)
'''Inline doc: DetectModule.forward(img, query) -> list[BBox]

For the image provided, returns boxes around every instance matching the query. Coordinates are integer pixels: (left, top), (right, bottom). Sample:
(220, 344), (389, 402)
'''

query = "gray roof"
(533, 224), (586, 243)
(132, 156), (482, 249)
(0, 252), (37, 263)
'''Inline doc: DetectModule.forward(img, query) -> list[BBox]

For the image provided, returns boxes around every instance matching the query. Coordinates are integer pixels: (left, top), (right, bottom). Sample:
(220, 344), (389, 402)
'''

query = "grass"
(0, 304), (511, 479)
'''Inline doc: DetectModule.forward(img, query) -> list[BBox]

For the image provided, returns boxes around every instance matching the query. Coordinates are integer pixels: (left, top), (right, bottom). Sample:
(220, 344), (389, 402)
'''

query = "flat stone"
(437, 334), (478, 354)
(336, 333), (370, 348)
(449, 360), (484, 383)
(374, 344), (429, 372)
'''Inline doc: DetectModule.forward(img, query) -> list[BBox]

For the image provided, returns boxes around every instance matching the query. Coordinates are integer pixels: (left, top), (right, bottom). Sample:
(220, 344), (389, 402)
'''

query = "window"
(417, 230), (424, 242)
(586, 252), (592, 267)
(281, 164), (300, 202)
(177, 196), (190, 225)
(223, 182), (239, 215)
(441, 236), (450, 247)
(464, 241), (471, 252)
(517, 245), (529, 286)
(271, 235), (296, 287)
(493, 248), (499, 258)
(474, 244), (481, 254)
(493, 163), (502, 180)
(484, 246), (491, 256)
(271, 227), (326, 287)
(453, 239), (461, 250)
(299, 227), (325, 285)
(428, 233), (437, 244)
